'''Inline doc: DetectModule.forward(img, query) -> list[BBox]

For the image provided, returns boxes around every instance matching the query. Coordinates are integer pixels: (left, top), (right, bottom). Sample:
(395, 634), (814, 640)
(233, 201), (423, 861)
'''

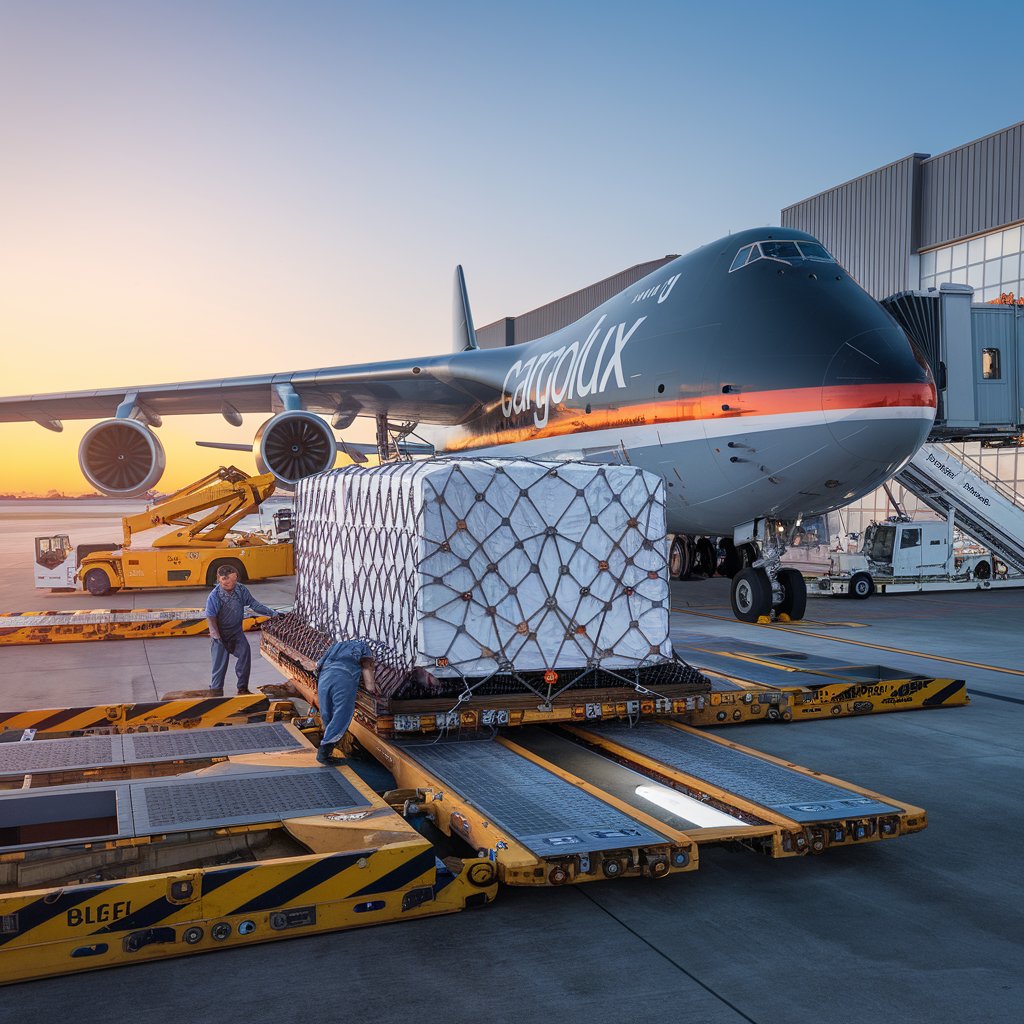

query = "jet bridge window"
(982, 348), (1002, 380)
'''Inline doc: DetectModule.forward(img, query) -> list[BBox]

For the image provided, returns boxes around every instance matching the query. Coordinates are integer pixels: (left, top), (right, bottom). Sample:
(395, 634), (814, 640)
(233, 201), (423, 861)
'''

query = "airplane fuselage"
(421, 227), (935, 536)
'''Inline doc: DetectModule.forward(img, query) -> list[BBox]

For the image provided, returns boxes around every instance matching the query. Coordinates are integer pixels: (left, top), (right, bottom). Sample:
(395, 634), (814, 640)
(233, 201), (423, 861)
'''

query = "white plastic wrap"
(294, 459), (671, 677)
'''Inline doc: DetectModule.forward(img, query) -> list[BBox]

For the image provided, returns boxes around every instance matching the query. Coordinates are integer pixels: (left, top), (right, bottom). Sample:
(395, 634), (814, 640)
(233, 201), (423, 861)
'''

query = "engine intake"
(78, 419), (166, 497)
(255, 411), (337, 487)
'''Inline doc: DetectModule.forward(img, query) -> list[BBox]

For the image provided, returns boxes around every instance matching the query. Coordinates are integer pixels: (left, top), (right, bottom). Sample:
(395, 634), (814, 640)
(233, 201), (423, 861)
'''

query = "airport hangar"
(475, 119), (1024, 551)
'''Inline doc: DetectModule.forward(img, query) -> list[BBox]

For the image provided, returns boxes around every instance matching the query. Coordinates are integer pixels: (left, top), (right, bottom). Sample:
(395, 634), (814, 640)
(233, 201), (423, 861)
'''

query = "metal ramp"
(0, 722), (309, 778)
(896, 442), (1024, 573)
(353, 720), (925, 885)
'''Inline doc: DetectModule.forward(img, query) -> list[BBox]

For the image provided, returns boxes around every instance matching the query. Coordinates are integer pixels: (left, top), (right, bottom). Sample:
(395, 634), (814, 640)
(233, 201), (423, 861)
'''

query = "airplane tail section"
(453, 265), (479, 352)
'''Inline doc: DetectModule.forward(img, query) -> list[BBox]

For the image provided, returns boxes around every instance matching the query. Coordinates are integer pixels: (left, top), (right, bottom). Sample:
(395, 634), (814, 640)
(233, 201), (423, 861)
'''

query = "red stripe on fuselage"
(446, 381), (936, 452)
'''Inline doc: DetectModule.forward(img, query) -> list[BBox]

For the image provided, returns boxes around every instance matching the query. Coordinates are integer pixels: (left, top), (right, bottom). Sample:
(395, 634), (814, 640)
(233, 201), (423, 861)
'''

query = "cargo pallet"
(0, 720), (496, 984)
(0, 609), (268, 647)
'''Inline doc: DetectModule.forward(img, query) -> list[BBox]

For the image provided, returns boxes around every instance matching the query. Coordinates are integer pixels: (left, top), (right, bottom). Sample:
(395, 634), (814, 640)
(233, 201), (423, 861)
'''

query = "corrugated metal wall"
(919, 122), (1024, 249)
(781, 155), (925, 299)
(475, 256), (679, 348)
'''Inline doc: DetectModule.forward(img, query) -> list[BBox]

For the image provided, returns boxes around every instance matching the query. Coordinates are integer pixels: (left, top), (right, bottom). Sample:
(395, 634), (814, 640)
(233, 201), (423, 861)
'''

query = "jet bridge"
(895, 442), (1024, 574)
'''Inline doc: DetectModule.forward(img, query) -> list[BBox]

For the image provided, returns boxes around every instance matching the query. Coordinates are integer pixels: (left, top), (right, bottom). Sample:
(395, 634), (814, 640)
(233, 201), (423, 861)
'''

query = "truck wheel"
(207, 558), (248, 586)
(848, 572), (874, 599)
(731, 568), (772, 622)
(777, 568), (807, 620)
(669, 536), (692, 580)
(973, 560), (992, 580)
(84, 568), (113, 597)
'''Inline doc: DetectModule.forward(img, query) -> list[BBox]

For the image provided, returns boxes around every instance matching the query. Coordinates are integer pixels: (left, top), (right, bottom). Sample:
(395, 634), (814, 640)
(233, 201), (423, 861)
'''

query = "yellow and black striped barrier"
(0, 694), (296, 738)
(0, 609), (268, 647)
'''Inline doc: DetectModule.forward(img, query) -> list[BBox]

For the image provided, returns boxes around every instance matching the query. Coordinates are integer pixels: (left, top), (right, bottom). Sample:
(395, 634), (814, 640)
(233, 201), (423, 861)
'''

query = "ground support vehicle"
(0, 720), (496, 984)
(262, 626), (929, 888)
(807, 515), (1024, 599)
(34, 467), (293, 595)
(0, 608), (269, 647)
(673, 633), (968, 724)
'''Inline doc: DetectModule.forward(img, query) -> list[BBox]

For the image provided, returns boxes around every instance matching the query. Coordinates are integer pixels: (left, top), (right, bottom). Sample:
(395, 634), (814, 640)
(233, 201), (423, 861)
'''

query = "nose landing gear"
(727, 520), (807, 624)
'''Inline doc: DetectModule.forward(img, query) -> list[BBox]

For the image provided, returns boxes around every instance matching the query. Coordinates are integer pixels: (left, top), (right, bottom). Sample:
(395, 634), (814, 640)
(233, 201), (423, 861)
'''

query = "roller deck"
(0, 720), (497, 984)
(352, 718), (925, 886)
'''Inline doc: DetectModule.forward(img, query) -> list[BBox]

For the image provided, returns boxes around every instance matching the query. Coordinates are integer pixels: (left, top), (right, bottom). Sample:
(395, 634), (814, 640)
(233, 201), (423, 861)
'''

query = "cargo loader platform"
(262, 622), (711, 738)
(0, 721), (497, 985)
(0, 608), (268, 647)
(672, 633), (968, 725)
(351, 718), (925, 886)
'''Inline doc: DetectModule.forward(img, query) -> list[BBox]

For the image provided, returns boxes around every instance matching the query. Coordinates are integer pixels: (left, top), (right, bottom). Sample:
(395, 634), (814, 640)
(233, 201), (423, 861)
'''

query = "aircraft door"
(972, 308), (1016, 427)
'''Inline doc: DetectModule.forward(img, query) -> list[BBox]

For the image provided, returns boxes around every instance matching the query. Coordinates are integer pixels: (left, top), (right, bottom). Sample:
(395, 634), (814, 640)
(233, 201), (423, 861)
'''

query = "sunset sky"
(1, 1), (1019, 493)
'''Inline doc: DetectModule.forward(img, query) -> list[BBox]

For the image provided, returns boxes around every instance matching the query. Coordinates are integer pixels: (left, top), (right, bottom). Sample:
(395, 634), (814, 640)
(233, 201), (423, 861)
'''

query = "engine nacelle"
(254, 411), (337, 487)
(78, 419), (166, 497)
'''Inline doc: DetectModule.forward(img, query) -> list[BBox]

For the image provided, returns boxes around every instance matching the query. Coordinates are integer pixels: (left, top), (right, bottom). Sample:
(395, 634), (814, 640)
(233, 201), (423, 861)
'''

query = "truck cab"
(34, 535), (75, 589)
(861, 521), (952, 577)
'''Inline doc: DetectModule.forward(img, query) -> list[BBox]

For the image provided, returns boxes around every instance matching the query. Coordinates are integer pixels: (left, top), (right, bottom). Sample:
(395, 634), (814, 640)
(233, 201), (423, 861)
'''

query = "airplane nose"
(822, 326), (936, 466)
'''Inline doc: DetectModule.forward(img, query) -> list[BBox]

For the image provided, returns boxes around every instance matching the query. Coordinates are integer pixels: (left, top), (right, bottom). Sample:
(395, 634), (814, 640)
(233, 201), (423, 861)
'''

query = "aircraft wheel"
(717, 538), (741, 578)
(669, 536), (692, 580)
(84, 568), (113, 597)
(777, 568), (807, 620)
(848, 572), (874, 599)
(694, 537), (718, 577)
(731, 568), (772, 622)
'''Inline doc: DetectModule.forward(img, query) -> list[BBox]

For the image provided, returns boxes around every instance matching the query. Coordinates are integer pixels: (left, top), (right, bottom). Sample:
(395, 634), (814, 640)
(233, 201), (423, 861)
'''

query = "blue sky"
(0, 0), (1019, 487)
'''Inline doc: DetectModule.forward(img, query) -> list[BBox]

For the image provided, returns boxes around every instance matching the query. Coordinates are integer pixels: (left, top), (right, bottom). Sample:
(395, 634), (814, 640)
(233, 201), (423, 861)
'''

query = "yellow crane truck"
(35, 467), (294, 596)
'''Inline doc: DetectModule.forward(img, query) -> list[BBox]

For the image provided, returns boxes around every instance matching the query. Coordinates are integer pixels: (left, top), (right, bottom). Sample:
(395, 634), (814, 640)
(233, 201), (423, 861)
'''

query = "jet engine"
(254, 410), (337, 487)
(78, 419), (166, 497)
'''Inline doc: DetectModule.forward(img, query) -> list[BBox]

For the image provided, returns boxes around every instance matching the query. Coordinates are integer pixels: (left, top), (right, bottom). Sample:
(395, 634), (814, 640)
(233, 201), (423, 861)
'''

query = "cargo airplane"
(0, 228), (936, 622)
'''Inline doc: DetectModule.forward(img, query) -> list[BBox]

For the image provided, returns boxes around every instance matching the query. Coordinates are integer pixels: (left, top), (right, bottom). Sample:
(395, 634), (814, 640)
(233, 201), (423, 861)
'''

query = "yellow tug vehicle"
(34, 467), (293, 596)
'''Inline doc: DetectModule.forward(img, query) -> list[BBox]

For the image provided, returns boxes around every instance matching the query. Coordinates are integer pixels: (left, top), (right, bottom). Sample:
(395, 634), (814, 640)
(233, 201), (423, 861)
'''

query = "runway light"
(634, 785), (750, 829)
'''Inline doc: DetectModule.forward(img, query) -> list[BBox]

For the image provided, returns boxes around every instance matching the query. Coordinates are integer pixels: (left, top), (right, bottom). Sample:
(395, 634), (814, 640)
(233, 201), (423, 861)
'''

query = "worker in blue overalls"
(204, 564), (279, 695)
(315, 639), (376, 764)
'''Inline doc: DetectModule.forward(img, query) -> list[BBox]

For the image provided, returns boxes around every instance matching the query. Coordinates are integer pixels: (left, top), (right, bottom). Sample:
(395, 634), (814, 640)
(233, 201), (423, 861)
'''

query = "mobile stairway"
(895, 442), (1024, 574)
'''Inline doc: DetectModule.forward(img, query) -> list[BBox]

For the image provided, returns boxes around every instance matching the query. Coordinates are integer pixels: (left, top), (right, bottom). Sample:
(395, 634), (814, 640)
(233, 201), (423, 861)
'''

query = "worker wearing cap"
(205, 564), (279, 695)
(315, 639), (376, 764)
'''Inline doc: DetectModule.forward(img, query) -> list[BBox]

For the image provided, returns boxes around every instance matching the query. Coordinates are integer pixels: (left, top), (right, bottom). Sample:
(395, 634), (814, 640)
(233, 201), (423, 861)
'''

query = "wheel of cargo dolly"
(776, 568), (807, 620)
(694, 537), (718, 577)
(730, 567), (772, 622)
(83, 568), (113, 597)
(669, 536), (692, 580)
(848, 572), (874, 600)
(206, 557), (248, 586)
(717, 538), (741, 578)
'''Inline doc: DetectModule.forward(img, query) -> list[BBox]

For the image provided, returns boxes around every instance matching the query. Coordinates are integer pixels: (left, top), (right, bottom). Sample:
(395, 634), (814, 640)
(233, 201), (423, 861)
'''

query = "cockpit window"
(797, 241), (833, 261)
(729, 239), (836, 272)
(729, 245), (753, 272)
(760, 240), (802, 261)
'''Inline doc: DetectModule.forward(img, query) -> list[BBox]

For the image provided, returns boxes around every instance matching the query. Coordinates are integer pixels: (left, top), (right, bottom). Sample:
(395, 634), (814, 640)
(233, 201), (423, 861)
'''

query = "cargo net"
(286, 458), (710, 708)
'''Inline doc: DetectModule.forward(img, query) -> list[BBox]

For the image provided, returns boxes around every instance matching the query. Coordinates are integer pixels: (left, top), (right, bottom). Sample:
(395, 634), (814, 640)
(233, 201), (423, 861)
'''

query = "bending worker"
(205, 563), (279, 695)
(315, 639), (375, 765)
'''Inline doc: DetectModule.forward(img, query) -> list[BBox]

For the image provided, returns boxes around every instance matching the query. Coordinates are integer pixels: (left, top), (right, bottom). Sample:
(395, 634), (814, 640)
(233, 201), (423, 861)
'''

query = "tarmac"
(1, 505), (1022, 1023)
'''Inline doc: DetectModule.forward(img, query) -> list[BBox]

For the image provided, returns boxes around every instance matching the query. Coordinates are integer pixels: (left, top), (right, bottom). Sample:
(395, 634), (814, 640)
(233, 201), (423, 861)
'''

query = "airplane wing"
(0, 350), (511, 430)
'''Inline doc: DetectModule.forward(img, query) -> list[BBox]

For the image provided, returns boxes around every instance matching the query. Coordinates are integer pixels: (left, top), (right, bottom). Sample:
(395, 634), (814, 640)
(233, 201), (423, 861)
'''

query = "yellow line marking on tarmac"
(673, 606), (1024, 677)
